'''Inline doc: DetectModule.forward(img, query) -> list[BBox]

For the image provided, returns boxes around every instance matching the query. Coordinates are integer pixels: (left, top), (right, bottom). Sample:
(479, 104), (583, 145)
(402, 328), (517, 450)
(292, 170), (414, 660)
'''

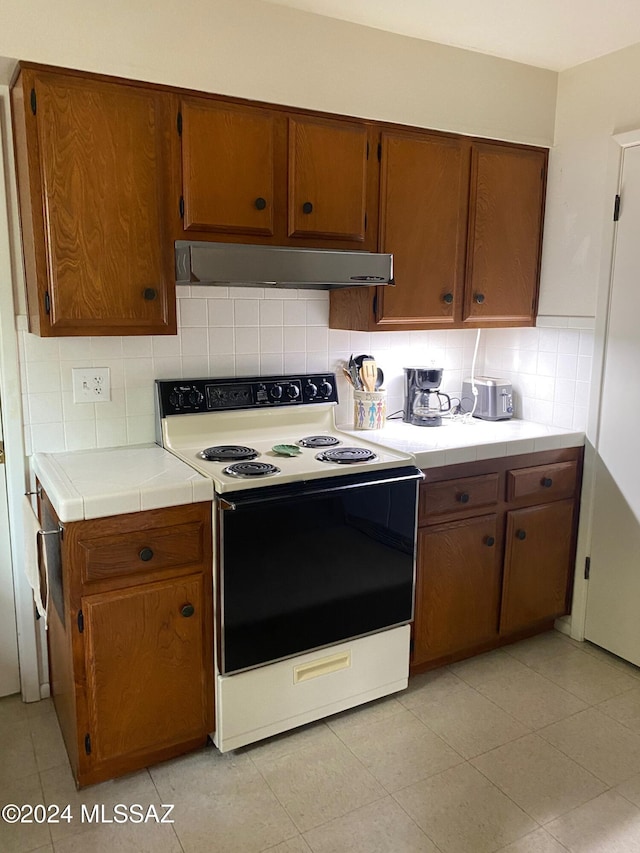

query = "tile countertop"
(339, 418), (585, 469)
(31, 444), (214, 522)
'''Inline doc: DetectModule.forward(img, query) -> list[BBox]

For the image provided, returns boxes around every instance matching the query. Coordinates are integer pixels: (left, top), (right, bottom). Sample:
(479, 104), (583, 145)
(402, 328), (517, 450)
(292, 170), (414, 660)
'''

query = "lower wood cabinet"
(411, 447), (583, 673)
(38, 490), (214, 787)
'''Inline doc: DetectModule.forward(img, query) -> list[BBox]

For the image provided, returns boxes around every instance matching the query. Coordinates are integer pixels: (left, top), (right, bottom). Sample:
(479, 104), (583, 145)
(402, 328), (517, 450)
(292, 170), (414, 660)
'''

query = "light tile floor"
(2, 631), (640, 852)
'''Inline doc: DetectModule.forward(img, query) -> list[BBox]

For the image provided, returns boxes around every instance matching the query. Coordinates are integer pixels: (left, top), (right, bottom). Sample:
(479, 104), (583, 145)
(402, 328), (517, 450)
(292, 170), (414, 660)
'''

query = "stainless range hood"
(175, 241), (394, 289)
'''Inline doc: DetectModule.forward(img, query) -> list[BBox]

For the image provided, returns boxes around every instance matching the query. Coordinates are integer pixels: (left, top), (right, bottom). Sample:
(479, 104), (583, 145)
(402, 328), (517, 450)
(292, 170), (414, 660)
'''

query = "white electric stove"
(155, 373), (422, 751)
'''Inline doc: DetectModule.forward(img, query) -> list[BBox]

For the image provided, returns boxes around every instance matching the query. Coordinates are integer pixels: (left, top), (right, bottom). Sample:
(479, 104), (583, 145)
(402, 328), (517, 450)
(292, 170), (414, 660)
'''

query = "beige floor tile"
(617, 772), (640, 808)
(254, 738), (385, 832)
(503, 631), (577, 668)
(597, 686), (640, 733)
(394, 762), (537, 853)
(471, 733), (607, 824)
(264, 838), (313, 852)
(150, 745), (260, 799)
(28, 712), (69, 773)
(399, 667), (479, 709)
(581, 642), (640, 680)
(449, 649), (531, 688)
(24, 698), (55, 721)
(331, 709), (462, 791)
(0, 772), (51, 853)
(0, 720), (38, 786)
(326, 695), (406, 739)
(539, 707), (640, 786)
(40, 763), (157, 842)
(0, 694), (29, 732)
(303, 796), (438, 852)
(240, 720), (339, 763)
(530, 648), (639, 704)
(50, 809), (183, 853)
(408, 682), (530, 759)
(169, 787), (299, 853)
(546, 790), (640, 852)
(495, 828), (569, 852)
(462, 665), (587, 731)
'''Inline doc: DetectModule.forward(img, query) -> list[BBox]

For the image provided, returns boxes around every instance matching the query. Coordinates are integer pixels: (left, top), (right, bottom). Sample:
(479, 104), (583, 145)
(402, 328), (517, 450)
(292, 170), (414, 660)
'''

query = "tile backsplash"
(17, 286), (594, 455)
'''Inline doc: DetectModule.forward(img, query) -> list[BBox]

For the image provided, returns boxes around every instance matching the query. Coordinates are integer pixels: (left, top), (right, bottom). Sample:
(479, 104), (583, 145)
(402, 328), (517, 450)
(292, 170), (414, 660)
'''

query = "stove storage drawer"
(75, 505), (208, 589)
(418, 473), (500, 524)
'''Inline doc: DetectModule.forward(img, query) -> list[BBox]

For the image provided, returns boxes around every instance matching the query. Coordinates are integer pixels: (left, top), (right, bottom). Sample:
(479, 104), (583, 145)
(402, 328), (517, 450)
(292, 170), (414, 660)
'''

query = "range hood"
(175, 241), (394, 289)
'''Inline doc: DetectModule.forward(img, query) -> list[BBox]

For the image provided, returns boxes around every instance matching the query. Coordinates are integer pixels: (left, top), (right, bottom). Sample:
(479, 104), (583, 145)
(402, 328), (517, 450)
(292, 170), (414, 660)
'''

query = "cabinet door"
(82, 575), (211, 766)
(288, 116), (371, 245)
(377, 130), (470, 326)
(464, 142), (547, 325)
(501, 500), (574, 635)
(179, 98), (280, 236)
(13, 70), (176, 336)
(413, 515), (500, 666)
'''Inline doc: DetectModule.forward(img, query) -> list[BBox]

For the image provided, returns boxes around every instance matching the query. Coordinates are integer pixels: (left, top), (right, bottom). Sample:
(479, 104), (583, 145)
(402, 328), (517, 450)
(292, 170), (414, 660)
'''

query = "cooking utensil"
(348, 355), (362, 389)
(360, 358), (378, 392)
(272, 444), (302, 456)
(342, 367), (356, 388)
(375, 367), (384, 389)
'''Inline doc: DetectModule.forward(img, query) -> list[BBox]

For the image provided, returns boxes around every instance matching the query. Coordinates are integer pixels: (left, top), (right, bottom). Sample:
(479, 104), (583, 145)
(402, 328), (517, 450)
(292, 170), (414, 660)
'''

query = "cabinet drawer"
(79, 521), (205, 584)
(507, 461), (578, 503)
(419, 473), (499, 523)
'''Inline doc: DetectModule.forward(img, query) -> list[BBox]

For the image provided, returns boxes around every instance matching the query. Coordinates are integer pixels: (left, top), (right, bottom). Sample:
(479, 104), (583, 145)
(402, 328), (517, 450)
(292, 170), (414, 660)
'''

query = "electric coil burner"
(316, 447), (378, 464)
(298, 435), (341, 448)
(200, 445), (258, 462)
(223, 461), (281, 478)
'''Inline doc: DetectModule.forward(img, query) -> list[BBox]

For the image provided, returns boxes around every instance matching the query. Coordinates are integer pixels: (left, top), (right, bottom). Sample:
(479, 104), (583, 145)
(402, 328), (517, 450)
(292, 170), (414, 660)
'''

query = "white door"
(0, 399), (20, 695)
(584, 141), (640, 666)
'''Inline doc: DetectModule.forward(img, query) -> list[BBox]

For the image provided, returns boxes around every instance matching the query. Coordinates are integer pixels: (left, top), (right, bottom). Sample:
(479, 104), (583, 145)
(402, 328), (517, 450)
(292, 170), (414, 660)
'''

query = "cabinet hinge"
(372, 291), (378, 316)
(177, 111), (182, 136)
(77, 610), (84, 633)
(366, 141), (369, 159)
(584, 556), (591, 580)
(613, 194), (621, 222)
(377, 142), (382, 162)
(364, 212), (368, 231)
(30, 88), (37, 115)
(84, 733), (91, 755)
(44, 291), (50, 315)
(179, 196), (185, 219)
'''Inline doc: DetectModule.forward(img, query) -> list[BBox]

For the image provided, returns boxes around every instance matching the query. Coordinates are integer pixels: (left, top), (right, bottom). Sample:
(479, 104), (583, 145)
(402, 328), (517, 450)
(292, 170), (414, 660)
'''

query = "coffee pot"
(403, 367), (451, 427)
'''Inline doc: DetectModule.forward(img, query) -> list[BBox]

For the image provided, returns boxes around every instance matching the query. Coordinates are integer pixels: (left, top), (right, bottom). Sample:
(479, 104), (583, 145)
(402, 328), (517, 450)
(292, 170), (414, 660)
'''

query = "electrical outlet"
(72, 368), (111, 403)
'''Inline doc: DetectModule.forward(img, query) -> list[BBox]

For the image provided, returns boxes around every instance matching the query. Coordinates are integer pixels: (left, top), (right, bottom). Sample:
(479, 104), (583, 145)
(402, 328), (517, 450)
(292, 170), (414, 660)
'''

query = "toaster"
(461, 376), (513, 420)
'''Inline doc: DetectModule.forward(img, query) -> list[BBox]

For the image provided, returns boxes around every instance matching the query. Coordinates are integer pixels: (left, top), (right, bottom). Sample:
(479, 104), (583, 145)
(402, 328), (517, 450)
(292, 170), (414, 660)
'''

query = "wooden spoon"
(360, 358), (378, 392)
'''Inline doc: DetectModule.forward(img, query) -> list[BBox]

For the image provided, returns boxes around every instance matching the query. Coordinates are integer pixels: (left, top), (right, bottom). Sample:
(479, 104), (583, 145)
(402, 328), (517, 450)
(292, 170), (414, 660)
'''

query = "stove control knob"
(286, 384), (300, 400)
(270, 384), (283, 401)
(319, 380), (333, 399)
(188, 388), (204, 406)
(169, 388), (184, 409)
(304, 381), (318, 399)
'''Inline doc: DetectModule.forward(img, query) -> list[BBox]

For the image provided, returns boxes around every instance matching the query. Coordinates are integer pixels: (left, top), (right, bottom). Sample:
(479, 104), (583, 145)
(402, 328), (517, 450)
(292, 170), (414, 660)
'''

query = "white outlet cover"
(72, 367), (111, 403)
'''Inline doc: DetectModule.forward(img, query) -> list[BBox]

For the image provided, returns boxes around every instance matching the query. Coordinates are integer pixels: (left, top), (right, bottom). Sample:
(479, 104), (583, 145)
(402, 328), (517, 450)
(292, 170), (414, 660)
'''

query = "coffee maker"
(403, 367), (451, 427)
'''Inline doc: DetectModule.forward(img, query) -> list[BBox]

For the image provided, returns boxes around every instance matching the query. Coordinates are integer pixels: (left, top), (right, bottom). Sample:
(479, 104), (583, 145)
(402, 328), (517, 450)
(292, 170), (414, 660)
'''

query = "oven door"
(217, 466), (423, 674)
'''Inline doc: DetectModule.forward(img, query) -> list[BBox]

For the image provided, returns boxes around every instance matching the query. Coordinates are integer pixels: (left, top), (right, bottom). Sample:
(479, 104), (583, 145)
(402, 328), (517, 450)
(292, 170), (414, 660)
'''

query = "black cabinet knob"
(474, 293), (485, 304)
(541, 477), (553, 488)
(443, 293), (454, 304)
(458, 493), (470, 504)
(302, 201), (313, 214)
(139, 547), (154, 562)
(485, 536), (496, 547)
(516, 529), (527, 540)
(181, 604), (195, 618)
(254, 197), (267, 210)
(143, 288), (157, 301)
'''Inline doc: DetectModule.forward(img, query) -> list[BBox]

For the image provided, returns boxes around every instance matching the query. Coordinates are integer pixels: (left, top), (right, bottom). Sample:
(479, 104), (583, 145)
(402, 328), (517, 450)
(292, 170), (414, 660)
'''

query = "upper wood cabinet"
(11, 66), (176, 337)
(376, 129), (470, 327)
(287, 116), (372, 245)
(464, 142), (547, 325)
(179, 97), (282, 237)
(329, 133), (548, 332)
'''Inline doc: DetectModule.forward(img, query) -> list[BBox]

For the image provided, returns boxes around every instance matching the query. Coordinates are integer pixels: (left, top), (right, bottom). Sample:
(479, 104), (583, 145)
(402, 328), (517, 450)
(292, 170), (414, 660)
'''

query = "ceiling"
(262, 0), (640, 71)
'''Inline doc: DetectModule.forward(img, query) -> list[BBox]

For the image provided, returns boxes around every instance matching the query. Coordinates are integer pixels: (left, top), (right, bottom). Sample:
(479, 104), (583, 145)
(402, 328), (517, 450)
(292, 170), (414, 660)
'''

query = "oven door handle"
(217, 466), (424, 510)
